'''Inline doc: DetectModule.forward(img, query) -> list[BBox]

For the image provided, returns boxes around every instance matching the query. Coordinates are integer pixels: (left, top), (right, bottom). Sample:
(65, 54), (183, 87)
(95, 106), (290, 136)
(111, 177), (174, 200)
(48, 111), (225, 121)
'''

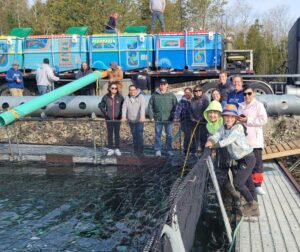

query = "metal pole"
(206, 156), (233, 243)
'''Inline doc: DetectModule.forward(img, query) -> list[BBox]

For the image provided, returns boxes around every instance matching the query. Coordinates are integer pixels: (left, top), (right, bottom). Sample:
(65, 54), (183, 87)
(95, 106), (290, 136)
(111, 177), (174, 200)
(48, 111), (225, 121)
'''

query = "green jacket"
(148, 89), (178, 121)
(203, 100), (223, 135)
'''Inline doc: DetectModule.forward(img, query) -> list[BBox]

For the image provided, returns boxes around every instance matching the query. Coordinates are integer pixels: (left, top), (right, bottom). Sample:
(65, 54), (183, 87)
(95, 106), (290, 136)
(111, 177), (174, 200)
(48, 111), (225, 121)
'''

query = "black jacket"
(99, 93), (124, 120)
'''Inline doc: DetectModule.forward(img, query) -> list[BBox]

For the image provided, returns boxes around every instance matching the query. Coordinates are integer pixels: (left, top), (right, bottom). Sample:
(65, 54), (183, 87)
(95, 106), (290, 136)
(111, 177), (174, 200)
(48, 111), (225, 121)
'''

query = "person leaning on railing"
(148, 78), (178, 157)
(99, 83), (124, 156)
(121, 84), (145, 156)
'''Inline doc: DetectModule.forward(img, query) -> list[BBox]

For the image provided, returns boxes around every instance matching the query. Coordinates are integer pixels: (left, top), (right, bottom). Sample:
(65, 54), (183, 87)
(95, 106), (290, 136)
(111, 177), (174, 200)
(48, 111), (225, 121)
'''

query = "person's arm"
(245, 103), (268, 127)
(162, 0), (166, 12)
(99, 96), (107, 117)
(148, 95), (154, 120)
(47, 67), (59, 82)
(218, 124), (244, 147)
(75, 70), (81, 80)
(5, 70), (15, 83)
(174, 101), (183, 120)
(115, 68), (123, 81)
(149, 0), (153, 12)
(121, 97), (128, 121)
(206, 127), (223, 147)
(170, 94), (178, 120)
(140, 95), (146, 122)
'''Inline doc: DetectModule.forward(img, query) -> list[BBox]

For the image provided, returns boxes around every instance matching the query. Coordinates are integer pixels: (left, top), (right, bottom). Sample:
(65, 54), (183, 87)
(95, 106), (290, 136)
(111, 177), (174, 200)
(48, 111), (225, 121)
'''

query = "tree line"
(0, 0), (295, 74)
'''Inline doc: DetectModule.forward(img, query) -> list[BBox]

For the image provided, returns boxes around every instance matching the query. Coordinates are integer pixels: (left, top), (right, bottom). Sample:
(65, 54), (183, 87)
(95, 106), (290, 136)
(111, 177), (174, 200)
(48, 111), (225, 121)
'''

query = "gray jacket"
(122, 90), (145, 122)
(150, 0), (165, 12)
(36, 64), (59, 86)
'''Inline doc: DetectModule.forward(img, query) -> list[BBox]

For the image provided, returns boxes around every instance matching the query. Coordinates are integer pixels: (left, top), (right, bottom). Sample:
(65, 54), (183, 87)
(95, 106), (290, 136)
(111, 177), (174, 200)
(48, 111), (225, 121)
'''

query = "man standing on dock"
(36, 58), (59, 95)
(150, 0), (166, 33)
(148, 78), (177, 157)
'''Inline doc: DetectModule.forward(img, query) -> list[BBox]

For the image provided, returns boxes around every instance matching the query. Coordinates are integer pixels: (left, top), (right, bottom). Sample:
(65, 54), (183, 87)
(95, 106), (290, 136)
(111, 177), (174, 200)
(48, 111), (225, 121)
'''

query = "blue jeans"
(129, 122), (144, 155)
(154, 122), (173, 152)
(37, 85), (49, 95)
(151, 11), (165, 32)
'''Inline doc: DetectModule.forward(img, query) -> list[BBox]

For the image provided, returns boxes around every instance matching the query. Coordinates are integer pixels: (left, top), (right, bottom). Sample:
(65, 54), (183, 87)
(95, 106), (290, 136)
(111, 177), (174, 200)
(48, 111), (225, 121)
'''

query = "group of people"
(5, 60), (123, 96)
(98, 70), (267, 217)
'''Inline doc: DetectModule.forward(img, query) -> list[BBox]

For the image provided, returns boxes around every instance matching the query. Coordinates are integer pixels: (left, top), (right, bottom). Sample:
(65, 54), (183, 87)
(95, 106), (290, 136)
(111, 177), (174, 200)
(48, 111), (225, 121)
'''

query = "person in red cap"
(205, 104), (259, 217)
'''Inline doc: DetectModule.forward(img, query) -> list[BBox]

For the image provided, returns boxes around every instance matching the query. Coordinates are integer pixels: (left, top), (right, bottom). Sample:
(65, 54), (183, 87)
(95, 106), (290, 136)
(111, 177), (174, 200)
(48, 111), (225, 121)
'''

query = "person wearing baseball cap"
(148, 78), (178, 157)
(5, 60), (24, 96)
(205, 103), (259, 217)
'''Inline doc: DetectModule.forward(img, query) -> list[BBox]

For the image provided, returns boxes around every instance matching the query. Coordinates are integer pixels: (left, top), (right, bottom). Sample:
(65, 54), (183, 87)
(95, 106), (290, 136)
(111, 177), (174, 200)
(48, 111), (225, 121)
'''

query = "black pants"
(181, 121), (194, 154)
(192, 122), (208, 152)
(215, 147), (231, 187)
(106, 121), (120, 149)
(233, 153), (256, 203)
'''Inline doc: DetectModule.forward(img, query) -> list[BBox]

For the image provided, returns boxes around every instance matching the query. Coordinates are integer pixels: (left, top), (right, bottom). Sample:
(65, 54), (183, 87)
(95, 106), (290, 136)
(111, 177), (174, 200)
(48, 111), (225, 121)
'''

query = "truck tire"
(201, 82), (219, 98)
(246, 81), (274, 95)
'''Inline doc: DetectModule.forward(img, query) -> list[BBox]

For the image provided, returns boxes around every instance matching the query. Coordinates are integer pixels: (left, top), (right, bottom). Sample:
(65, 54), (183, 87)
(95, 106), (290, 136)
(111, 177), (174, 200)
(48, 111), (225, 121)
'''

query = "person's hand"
(238, 116), (247, 123)
(139, 117), (145, 123)
(121, 118), (127, 122)
(205, 141), (213, 148)
(173, 119), (180, 123)
(16, 77), (20, 83)
(149, 118), (154, 122)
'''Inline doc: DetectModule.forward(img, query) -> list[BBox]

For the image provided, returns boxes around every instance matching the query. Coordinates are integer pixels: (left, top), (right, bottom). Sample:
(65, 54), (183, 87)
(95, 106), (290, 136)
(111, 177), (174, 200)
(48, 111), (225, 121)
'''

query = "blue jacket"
(6, 68), (24, 89)
(227, 90), (244, 108)
(218, 79), (233, 102)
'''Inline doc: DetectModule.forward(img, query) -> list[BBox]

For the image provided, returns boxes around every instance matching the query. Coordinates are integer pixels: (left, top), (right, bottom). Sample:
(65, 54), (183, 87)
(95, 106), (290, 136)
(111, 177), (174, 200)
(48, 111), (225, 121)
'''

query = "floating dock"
(236, 161), (300, 251)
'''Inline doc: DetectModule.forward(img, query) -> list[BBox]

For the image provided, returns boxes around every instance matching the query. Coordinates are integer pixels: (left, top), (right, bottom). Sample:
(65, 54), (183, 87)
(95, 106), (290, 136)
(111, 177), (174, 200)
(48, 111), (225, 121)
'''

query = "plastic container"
(0, 36), (23, 73)
(23, 35), (88, 73)
(88, 33), (153, 71)
(154, 32), (222, 70)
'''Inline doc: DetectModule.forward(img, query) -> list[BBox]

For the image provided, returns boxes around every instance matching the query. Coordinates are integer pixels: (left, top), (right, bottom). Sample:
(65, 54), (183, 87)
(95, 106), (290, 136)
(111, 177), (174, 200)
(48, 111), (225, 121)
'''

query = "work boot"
(225, 182), (240, 202)
(243, 200), (260, 217)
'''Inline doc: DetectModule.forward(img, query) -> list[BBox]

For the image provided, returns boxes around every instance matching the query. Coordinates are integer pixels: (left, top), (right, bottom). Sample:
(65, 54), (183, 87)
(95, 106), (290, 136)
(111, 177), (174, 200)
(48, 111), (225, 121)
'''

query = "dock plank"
(236, 162), (300, 252)
(281, 142), (291, 151)
(265, 146), (273, 154)
(276, 144), (285, 152)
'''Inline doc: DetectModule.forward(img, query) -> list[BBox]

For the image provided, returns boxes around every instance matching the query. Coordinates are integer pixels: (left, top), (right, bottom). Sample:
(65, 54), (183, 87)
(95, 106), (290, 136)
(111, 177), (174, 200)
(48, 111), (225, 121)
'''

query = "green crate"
(65, 26), (89, 35)
(124, 26), (147, 33)
(9, 28), (32, 37)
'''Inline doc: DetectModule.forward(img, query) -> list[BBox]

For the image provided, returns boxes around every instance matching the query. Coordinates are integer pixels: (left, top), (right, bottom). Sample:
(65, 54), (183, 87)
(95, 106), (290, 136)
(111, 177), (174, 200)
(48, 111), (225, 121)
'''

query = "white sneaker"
(107, 149), (114, 156)
(155, 151), (161, 157)
(115, 149), (122, 156)
(256, 186), (265, 195)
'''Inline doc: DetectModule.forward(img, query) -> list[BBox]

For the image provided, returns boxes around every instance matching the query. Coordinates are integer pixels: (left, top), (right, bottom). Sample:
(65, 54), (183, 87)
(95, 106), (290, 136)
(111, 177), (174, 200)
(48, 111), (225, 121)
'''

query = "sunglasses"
(243, 92), (253, 96)
(193, 90), (202, 93)
(111, 87), (118, 90)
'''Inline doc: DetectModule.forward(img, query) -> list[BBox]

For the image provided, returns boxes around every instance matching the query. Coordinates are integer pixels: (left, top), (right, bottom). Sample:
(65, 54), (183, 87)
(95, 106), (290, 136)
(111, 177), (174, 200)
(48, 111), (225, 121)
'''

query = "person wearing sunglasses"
(190, 85), (209, 152)
(99, 84), (124, 156)
(238, 85), (268, 195)
(148, 78), (178, 157)
(227, 75), (244, 108)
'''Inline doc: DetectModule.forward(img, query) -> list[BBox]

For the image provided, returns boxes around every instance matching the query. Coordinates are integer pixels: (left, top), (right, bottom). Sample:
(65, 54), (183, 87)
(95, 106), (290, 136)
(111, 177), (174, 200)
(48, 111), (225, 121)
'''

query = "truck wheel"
(247, 82), (273, 95)
(201, 82), (219, 98)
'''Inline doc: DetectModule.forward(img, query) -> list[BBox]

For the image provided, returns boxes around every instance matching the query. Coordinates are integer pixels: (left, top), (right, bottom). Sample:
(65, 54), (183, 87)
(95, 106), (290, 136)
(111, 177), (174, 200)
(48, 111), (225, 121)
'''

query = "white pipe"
(207, 156), (233, 243)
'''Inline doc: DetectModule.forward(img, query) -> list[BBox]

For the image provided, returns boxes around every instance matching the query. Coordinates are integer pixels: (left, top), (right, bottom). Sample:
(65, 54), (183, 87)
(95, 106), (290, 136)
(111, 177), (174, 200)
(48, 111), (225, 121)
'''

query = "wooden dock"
(235, 161), (300, 252)
(262, 140), (300, 160)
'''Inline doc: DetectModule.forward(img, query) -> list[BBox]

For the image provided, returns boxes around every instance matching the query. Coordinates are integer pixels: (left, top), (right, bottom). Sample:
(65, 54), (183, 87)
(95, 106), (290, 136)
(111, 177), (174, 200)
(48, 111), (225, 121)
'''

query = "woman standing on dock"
(100, 83), (124, 156)
(238, 85), (268, 195)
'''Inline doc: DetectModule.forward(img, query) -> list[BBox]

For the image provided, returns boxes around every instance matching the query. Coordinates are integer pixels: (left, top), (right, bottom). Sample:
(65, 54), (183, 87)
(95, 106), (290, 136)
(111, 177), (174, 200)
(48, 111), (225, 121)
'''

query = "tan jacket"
(108, 66), (123, 90)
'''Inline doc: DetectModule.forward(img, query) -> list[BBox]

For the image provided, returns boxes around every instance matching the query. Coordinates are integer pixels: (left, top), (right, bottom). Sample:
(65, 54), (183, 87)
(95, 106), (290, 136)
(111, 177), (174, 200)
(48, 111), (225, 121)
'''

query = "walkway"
(262, 140), (300, 160)
(235, 161), (300, 252)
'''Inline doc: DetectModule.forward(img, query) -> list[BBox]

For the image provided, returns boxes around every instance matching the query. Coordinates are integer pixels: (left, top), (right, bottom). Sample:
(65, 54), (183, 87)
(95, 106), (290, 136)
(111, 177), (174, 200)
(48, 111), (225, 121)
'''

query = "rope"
(180, 121), (200, 178)
(227, 216), (245, 252)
